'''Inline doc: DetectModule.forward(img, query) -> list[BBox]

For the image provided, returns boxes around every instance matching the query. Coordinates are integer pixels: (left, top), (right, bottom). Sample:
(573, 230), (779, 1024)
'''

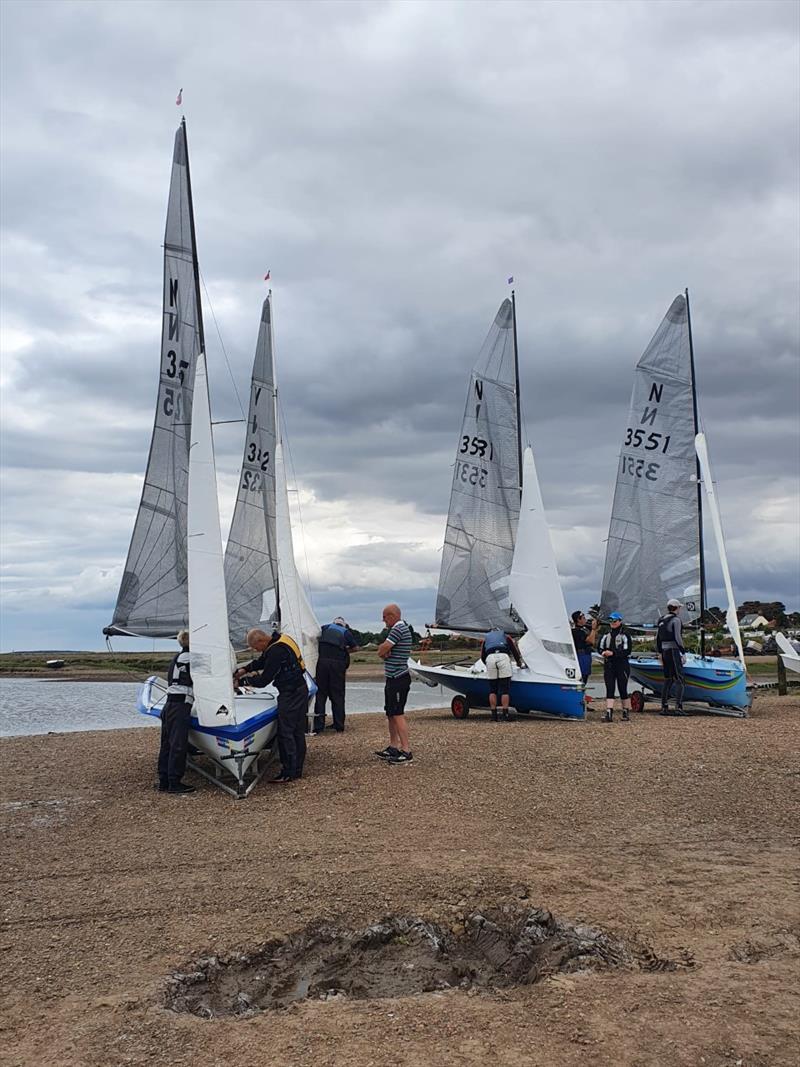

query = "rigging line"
(198, 268), (247, 422)
(277, 397), (316, 608)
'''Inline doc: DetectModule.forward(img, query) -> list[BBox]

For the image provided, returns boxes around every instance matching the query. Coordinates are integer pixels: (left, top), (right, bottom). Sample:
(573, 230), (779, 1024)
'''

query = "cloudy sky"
(1, 0), (798, 651)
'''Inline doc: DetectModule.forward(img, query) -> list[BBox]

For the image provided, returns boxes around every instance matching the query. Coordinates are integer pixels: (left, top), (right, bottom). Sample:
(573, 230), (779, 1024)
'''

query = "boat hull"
(409, 661), (585, 720)
(628, 654), (751, 714)
(138, 677), (281, 796)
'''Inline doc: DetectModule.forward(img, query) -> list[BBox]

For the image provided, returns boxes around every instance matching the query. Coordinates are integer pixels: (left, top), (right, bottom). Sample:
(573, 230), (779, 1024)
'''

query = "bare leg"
(394, 716), (410, 752)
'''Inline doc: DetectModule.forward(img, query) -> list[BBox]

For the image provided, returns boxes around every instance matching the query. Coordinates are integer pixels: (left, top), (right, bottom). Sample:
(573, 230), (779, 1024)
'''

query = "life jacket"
(657, 613), (681, 649)
(484, 629), (509, 654)
(274, 632), (307, 672)
(319, 623), (348, 651)
(166, 650), (192, 698)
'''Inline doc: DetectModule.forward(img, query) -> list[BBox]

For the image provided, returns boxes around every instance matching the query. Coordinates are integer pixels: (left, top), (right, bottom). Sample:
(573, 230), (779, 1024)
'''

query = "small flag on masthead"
(264, 270), (271, 281)
(507, 275), (514, 285)
(176, 88), (183, 106)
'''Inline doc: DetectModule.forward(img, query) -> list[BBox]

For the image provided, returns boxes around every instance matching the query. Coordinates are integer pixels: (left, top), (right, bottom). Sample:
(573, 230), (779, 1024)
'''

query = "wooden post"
(777, 654), (787, 696)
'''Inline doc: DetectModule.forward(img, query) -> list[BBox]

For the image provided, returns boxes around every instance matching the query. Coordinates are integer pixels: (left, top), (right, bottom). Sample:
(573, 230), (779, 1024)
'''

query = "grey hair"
(176, 629), (190, 649)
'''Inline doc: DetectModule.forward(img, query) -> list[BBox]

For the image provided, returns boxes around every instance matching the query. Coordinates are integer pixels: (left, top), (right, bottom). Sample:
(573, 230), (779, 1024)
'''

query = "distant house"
(739, 614), (769, 629)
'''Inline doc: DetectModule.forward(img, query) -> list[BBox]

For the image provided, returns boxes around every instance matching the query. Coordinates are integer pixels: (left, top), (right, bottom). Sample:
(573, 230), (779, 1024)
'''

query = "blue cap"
(609, 612), (623, 621)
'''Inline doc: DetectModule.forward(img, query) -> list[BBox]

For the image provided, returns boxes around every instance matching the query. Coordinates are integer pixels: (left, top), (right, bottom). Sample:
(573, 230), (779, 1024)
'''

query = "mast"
(268, 289), (281, 627)
(510, 289), (523, 497)
(685, 287), (706, 657)
(182, 118), (206, 357)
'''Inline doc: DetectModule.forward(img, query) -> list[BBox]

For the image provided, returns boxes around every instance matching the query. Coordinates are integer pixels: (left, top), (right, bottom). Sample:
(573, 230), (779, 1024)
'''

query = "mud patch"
(165, 907), (693, 1018)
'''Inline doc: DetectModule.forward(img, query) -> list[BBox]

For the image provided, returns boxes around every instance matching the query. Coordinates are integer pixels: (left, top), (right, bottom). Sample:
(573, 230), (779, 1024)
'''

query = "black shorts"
(489, 676), (510, 697)
(603, 660), (630, 700)
(384, 673), (411, 717)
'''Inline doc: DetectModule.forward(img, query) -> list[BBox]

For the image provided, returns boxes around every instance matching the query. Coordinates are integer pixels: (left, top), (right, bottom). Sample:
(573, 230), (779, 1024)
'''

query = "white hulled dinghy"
(410, 295), (584, 719)
(105, 122), (318, 796)
(775, 633), (800, 675)
(599, 292), (751, 716)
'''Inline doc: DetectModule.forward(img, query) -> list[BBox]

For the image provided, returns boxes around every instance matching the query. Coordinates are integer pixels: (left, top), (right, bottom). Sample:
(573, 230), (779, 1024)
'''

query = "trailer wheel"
(451, 695), (470, 719)
(630, 690), (645, 714)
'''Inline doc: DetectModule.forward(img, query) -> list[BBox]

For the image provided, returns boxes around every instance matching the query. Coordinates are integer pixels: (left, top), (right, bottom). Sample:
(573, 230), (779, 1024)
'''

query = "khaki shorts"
(485, 652), (513, 679)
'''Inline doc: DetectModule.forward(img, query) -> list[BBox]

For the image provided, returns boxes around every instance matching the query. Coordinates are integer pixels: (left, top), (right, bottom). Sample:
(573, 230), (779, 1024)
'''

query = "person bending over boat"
(234, 628), (310, 783)
(657, 599), (686, 717)
(375, 604), (414, 764)
(598, 613), (632, 723)
(313, 616), (359, 734)
(158, 630), (196, 795)
(571, 611), (599, 685)
(480, 629), (523, 722)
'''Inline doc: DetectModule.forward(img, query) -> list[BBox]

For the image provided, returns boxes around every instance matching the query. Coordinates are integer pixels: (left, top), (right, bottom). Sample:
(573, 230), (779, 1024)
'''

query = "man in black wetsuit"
(158, 629), (196, 794)
(313, 617), (359, 734)
(234, 627), (310, 783)
(598, 612), (632, 723)
(657, 598), (686, 716)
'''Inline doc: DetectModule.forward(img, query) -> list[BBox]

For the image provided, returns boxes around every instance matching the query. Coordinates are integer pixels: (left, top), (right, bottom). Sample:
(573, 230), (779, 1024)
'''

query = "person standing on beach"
(657, 599), (686, 716)
(313, 617), (359, 734)
(375, 604), (413, 764)
(480, 629), (523, 721)
(598, 613), (632, 723)
(158, 630), (196, 795)
(234, 628), (310, 783)
(571, 611), (599, 685)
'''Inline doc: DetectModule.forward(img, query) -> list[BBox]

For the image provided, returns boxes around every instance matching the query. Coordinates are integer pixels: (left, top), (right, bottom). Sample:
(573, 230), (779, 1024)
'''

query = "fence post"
(777, 654), (787, 696)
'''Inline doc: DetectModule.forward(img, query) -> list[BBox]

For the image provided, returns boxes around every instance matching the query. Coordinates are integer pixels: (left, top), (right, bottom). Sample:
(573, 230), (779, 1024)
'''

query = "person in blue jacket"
(480, 629), (523, 721)
(313, 617), (359, 733)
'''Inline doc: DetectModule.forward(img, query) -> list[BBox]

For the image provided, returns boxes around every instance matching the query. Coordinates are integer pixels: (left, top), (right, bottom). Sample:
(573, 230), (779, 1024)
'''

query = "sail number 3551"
(624, 428), (671, 452)
(620, 454), (660, 481)
(460, 435), (494, 460)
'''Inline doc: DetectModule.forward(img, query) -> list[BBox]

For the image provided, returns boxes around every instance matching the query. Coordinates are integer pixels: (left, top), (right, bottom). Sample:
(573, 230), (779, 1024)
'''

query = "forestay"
(511, 449), (581, 683)
(187, 351), (236, 727)
(435, 300), (521, 633)
(695, 432), (744, 662)
(106, 122), (200, 637)
(224, 295), (279, 648)
(600, 295), (700, 627)
(274, 441), (321, 677)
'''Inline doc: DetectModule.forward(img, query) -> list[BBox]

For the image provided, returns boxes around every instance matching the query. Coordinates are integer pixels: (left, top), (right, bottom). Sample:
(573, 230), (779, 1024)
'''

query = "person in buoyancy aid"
(158, 630), (196, 794)
(598, 613), (632, 723)
(657, 598), (686, 716)
(571, 610), (600, 685)
(480, 628), (523, 721)
(234, 627), (310, 783)
(313, 617), (359, 734)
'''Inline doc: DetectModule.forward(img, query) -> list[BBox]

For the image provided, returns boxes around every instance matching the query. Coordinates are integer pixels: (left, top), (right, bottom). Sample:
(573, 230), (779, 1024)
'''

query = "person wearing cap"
(313, 617), (359, 733)
(598, 613), (632, 722)
(657, 599), (686, 716)
(571, 611), (599, 685)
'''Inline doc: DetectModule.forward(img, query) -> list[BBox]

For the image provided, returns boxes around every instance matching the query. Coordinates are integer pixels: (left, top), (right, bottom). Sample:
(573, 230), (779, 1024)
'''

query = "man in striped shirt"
(375, 603), (413, 764)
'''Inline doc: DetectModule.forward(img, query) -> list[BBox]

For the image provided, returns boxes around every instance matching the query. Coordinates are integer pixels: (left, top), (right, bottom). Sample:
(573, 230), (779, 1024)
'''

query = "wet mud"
(165, 906), (693, 1018)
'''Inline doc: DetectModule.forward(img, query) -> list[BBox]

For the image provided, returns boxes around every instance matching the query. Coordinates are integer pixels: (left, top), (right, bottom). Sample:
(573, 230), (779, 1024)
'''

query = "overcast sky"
(1, 0), (798, 651)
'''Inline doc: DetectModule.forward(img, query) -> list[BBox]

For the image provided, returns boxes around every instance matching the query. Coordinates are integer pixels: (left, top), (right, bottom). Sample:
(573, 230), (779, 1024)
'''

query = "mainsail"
(224, 295), (279, 647)
(434, 299), (521, 633)
(600, 295), (701, 627)
(187, 350), (236, 727)
(105, 120), (201, 637)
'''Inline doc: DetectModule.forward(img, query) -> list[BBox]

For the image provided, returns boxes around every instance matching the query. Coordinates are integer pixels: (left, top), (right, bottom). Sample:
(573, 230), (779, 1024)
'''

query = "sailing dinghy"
(105, 121), (319, 796)
(410, 296), (585, 719)
(599, 292), (751, 715)
(775, 633), (800, 675)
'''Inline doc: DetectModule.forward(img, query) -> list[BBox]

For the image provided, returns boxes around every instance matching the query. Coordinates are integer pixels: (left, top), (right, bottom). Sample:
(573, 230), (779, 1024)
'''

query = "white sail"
(274, 440), (321, 676)
(187, 350), (236, 727)
(776, 633), (800, 674)
(695, 432), (745, 663)
(510, 448), (582, 683)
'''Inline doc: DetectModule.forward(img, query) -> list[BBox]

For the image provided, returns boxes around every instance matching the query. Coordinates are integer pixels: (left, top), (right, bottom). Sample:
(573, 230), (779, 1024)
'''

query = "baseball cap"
(667, 598), (682, 608)
(609, 612), (623, 621)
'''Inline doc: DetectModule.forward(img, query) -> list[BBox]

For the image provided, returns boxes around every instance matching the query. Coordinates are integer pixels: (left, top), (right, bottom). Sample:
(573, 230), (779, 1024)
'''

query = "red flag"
(264, 270), (270, 281)
(176, 88), (183, 106)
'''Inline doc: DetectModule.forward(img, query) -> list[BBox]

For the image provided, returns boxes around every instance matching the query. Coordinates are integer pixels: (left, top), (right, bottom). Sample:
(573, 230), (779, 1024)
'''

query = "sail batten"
(435, 299), (521, 633)
(105, 122), (200, 638)
(600, 294), (702, 627)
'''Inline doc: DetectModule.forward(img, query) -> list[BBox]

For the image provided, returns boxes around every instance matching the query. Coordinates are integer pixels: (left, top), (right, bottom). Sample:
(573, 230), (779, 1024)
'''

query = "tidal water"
(0, 679), (449, 738)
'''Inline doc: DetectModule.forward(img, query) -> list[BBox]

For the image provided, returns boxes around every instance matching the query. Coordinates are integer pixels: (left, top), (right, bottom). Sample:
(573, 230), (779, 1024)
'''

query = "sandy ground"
(1, 695), (798, 1067)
